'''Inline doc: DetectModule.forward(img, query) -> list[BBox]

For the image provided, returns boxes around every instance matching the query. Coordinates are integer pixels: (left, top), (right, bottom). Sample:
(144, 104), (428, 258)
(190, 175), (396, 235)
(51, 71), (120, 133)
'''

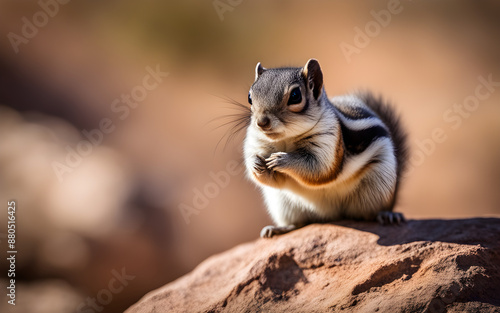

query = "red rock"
(127, 218), (500, 312)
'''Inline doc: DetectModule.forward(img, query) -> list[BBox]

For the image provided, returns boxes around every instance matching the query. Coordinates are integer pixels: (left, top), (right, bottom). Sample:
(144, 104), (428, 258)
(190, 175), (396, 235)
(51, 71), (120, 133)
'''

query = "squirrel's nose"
(257, 117), (271, 130)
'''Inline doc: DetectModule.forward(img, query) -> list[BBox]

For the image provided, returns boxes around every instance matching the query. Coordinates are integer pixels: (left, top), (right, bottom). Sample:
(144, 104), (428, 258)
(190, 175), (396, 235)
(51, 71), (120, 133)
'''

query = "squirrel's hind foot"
(260, 225), (297, 238)
(377, 211), (405, 225)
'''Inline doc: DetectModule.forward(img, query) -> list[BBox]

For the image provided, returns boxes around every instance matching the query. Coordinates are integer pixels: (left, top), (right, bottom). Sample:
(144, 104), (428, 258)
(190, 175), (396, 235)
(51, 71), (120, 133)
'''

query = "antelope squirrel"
(243, 59), (408, 238)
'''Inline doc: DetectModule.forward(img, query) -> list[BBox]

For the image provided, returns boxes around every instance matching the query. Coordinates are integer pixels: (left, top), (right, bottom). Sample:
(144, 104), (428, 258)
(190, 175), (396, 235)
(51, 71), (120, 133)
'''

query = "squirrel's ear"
(303, 59), (323, 100)
(255, 62), (266, 81)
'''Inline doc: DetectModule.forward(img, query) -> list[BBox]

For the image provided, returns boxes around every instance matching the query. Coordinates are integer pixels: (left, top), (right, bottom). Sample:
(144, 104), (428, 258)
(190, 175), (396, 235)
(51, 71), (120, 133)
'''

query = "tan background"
(0, 1), (499, 312)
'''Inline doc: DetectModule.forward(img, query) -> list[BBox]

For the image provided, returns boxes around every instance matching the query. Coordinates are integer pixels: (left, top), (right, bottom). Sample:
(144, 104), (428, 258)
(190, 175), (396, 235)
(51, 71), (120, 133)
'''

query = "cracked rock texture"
(126, 218), (500, 312)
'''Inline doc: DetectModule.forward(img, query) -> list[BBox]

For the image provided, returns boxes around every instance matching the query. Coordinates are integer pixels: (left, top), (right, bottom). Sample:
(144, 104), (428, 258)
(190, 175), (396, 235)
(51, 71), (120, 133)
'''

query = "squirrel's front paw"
(266, 152), (289, 171)
(252, 155), (285, 187)
(253, 155), (270, 175)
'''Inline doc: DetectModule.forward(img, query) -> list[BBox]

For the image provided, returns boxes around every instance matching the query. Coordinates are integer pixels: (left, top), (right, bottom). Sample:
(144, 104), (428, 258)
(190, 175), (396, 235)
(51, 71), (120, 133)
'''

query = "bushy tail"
(358, 92), (408, 180)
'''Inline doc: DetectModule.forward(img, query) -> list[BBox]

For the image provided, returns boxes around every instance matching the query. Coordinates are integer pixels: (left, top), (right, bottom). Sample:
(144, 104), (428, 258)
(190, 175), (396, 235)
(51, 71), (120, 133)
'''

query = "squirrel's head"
(248, 59), (325, 141)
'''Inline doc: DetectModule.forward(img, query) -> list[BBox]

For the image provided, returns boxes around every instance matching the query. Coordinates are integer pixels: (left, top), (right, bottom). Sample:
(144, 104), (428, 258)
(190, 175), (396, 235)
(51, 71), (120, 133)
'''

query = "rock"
(126, 218), (500, 313)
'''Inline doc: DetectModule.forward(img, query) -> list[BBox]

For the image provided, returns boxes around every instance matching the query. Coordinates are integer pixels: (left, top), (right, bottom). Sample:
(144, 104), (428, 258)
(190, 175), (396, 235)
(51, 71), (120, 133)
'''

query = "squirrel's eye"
(288, 87), (302, 105)
(248, 92), (252, 105)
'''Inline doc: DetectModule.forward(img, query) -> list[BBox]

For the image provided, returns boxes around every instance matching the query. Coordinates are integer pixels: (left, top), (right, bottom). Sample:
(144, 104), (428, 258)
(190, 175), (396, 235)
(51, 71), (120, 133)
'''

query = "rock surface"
(127, 218), (500, 313)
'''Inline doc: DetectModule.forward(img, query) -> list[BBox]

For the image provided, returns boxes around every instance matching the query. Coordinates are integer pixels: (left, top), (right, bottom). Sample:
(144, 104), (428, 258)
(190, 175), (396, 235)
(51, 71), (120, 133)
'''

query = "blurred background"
(0, 1), (499, 312)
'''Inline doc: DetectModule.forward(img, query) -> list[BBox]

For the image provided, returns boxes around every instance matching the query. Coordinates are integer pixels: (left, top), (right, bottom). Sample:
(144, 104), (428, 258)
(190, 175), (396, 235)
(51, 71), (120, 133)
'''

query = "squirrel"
(243, 59), (408, 238)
